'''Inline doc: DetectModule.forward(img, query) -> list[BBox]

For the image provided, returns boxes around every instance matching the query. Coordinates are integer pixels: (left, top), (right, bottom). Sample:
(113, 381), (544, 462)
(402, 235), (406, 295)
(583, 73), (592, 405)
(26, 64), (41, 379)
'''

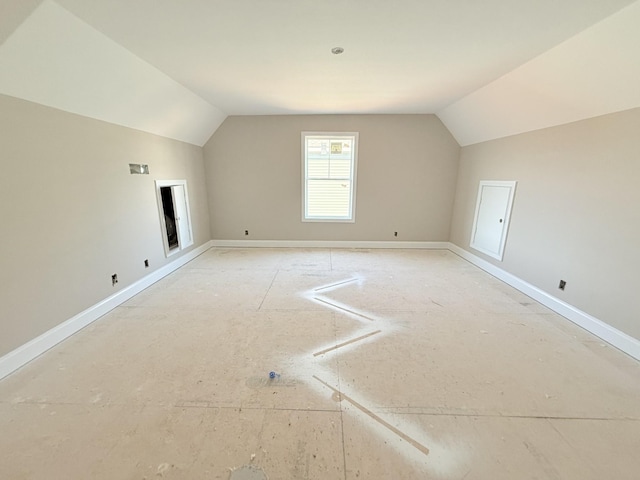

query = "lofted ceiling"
(1, 0), (639, 146)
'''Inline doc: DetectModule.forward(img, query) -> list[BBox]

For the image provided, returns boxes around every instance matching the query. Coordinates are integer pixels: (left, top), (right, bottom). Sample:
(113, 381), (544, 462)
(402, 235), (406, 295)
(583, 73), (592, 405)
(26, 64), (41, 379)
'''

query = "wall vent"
(129, 163), (149, 174)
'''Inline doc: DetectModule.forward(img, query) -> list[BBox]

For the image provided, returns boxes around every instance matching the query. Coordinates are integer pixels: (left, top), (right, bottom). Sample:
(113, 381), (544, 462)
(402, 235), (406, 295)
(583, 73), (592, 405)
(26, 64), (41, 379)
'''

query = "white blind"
(307, 180), (351, 217)
(304, 134), (357, 220)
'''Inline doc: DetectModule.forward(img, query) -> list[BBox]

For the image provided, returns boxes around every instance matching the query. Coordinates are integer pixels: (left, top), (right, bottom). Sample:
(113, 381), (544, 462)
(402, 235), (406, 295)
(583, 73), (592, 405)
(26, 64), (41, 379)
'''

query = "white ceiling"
(0, 1), (225, 146)
(438, 0), (640, 145)
(1, 0), (639, 146)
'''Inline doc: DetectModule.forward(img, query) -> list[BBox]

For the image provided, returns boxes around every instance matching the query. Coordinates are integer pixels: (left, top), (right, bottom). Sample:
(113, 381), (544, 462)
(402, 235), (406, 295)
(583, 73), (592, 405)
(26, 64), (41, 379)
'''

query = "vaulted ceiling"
(1, 0), (639, 146)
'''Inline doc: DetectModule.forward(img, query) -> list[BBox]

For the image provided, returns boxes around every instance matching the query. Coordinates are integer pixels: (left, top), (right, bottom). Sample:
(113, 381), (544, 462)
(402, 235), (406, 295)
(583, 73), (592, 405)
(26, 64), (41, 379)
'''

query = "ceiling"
(1, 0), (639, 146)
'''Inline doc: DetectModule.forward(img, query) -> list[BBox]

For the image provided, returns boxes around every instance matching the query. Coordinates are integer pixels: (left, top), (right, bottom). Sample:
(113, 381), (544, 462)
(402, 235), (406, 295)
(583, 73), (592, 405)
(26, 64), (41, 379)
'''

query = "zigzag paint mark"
(288, 267), (467, 476)
(295, 274), (466, 475)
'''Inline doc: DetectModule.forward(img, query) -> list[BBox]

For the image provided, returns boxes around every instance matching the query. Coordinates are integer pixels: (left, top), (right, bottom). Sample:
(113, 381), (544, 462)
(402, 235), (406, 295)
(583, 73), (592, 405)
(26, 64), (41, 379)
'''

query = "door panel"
(470, 181), (517, 260)
(172, 185), (193, 249)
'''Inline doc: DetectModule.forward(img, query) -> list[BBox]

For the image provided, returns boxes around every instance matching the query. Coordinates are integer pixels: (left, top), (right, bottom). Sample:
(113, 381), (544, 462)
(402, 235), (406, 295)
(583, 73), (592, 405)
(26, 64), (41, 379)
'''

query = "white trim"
(155, 180), (194, 257)
(301, 132), (359, 223)
(211, 240), (450, 249)
(0, 241), (214, 381)
(448, 242), (640, 361)
(3, 239), (637, 380)
(470, 180), (517, 261)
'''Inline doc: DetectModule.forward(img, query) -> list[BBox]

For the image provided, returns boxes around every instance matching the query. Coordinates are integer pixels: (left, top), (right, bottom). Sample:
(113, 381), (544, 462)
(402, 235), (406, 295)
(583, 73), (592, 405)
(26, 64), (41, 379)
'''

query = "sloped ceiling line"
(1, 0), (639, 146)
(0, 0), (226, 146)
(436, 0), (640, 146)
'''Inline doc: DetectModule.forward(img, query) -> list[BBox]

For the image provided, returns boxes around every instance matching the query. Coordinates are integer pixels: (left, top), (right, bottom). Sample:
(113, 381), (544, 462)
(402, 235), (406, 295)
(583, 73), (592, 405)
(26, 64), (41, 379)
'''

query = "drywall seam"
(211, 240), (450, 249)
(447, 243), (640, 361)
(0, 240), (214, 381)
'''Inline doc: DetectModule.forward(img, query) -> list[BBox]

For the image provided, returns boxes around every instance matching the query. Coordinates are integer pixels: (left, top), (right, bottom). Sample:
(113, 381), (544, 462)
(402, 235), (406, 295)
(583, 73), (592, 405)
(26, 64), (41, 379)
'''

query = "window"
(302, 132), (358, 222)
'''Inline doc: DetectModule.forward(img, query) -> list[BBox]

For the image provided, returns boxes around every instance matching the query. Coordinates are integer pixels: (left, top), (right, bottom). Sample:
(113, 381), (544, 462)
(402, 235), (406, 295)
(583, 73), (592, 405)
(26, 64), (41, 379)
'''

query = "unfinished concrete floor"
(1, 248), (639, 479)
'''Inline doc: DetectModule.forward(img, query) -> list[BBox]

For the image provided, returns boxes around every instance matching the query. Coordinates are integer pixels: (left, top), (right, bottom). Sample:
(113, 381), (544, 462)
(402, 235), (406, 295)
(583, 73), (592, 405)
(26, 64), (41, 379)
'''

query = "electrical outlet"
(144, 259), (149, 268)
(112, 274), (118, 286)
(245, 230), (249, 236)
(558, 279), (566, 291)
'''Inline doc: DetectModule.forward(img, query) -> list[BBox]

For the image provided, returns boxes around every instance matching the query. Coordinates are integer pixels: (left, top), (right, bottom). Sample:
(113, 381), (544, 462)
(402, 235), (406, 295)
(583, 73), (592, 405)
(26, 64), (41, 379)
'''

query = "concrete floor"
(1, 248), (639, 479)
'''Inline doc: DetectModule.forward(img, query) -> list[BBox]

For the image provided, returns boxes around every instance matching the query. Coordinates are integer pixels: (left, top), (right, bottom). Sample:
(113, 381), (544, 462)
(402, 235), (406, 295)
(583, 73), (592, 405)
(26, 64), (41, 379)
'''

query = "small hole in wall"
(558, 280), (566, 291)
(144, 259), (149, 268)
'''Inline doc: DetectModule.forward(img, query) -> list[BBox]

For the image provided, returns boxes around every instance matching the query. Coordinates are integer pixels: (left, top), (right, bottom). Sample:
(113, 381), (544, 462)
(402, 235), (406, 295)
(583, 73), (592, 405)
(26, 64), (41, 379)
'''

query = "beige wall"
(450, 107), (640, 340)
(0, 94), (211, 356)
(203, 115), (460, 241)
(5, 98), (637, 357)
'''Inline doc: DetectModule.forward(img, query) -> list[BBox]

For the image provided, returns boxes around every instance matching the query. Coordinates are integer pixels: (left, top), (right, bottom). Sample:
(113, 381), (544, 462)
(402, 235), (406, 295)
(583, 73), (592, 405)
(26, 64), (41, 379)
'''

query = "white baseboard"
(2, 239), (637, 380)
(0, 241), (214, 381)
(211, 239), (450, 249)
(447, 243), (640, 361)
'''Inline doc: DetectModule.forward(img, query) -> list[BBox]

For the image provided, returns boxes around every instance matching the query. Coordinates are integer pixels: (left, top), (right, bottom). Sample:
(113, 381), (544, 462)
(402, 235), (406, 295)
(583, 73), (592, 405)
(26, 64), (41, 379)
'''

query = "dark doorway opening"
(160, 186), (179, 250)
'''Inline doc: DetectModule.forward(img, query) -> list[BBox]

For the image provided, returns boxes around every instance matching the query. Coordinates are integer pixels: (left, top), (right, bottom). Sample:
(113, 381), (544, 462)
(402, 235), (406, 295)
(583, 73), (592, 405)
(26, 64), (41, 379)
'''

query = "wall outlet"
(245, 230), (249, 236)
(111, 274), (118, 286)
(558, 279), (566, 291)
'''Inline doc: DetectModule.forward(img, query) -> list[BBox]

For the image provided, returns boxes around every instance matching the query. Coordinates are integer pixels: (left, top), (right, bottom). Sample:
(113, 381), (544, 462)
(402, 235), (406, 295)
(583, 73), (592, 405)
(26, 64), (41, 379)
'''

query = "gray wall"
(203, 115), (460, 241)
(0, 94), (211, 357)
(450, 107), (640, 340)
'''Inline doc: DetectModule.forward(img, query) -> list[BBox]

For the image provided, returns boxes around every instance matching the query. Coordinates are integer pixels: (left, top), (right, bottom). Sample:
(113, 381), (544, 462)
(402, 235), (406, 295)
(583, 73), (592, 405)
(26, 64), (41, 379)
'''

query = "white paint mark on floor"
(313, 277), (360, 292)
(312, 330), (382, 357)
(297, 275), (467, 477)
(229, 465), (268, 480)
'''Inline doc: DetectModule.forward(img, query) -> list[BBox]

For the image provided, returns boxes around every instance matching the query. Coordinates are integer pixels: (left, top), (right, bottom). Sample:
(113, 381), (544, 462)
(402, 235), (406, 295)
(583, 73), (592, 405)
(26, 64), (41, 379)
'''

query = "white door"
(470, 181), (517, 260)
(172, 185), (193, 249)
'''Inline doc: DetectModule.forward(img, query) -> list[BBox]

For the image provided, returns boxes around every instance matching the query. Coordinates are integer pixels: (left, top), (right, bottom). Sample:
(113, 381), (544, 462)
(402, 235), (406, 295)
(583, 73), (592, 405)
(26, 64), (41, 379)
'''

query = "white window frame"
(301, 132), (359, 222)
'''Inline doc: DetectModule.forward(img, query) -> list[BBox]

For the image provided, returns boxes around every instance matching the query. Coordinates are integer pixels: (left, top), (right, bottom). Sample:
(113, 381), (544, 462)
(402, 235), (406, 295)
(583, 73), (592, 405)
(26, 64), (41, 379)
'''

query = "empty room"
(1, 1), (639, 479)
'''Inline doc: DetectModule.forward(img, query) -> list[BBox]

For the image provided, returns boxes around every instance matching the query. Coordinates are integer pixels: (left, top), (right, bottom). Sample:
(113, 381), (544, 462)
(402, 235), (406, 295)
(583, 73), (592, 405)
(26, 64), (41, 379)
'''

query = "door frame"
(155, 179), (194, 257)
(470, 180), (517, 261)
